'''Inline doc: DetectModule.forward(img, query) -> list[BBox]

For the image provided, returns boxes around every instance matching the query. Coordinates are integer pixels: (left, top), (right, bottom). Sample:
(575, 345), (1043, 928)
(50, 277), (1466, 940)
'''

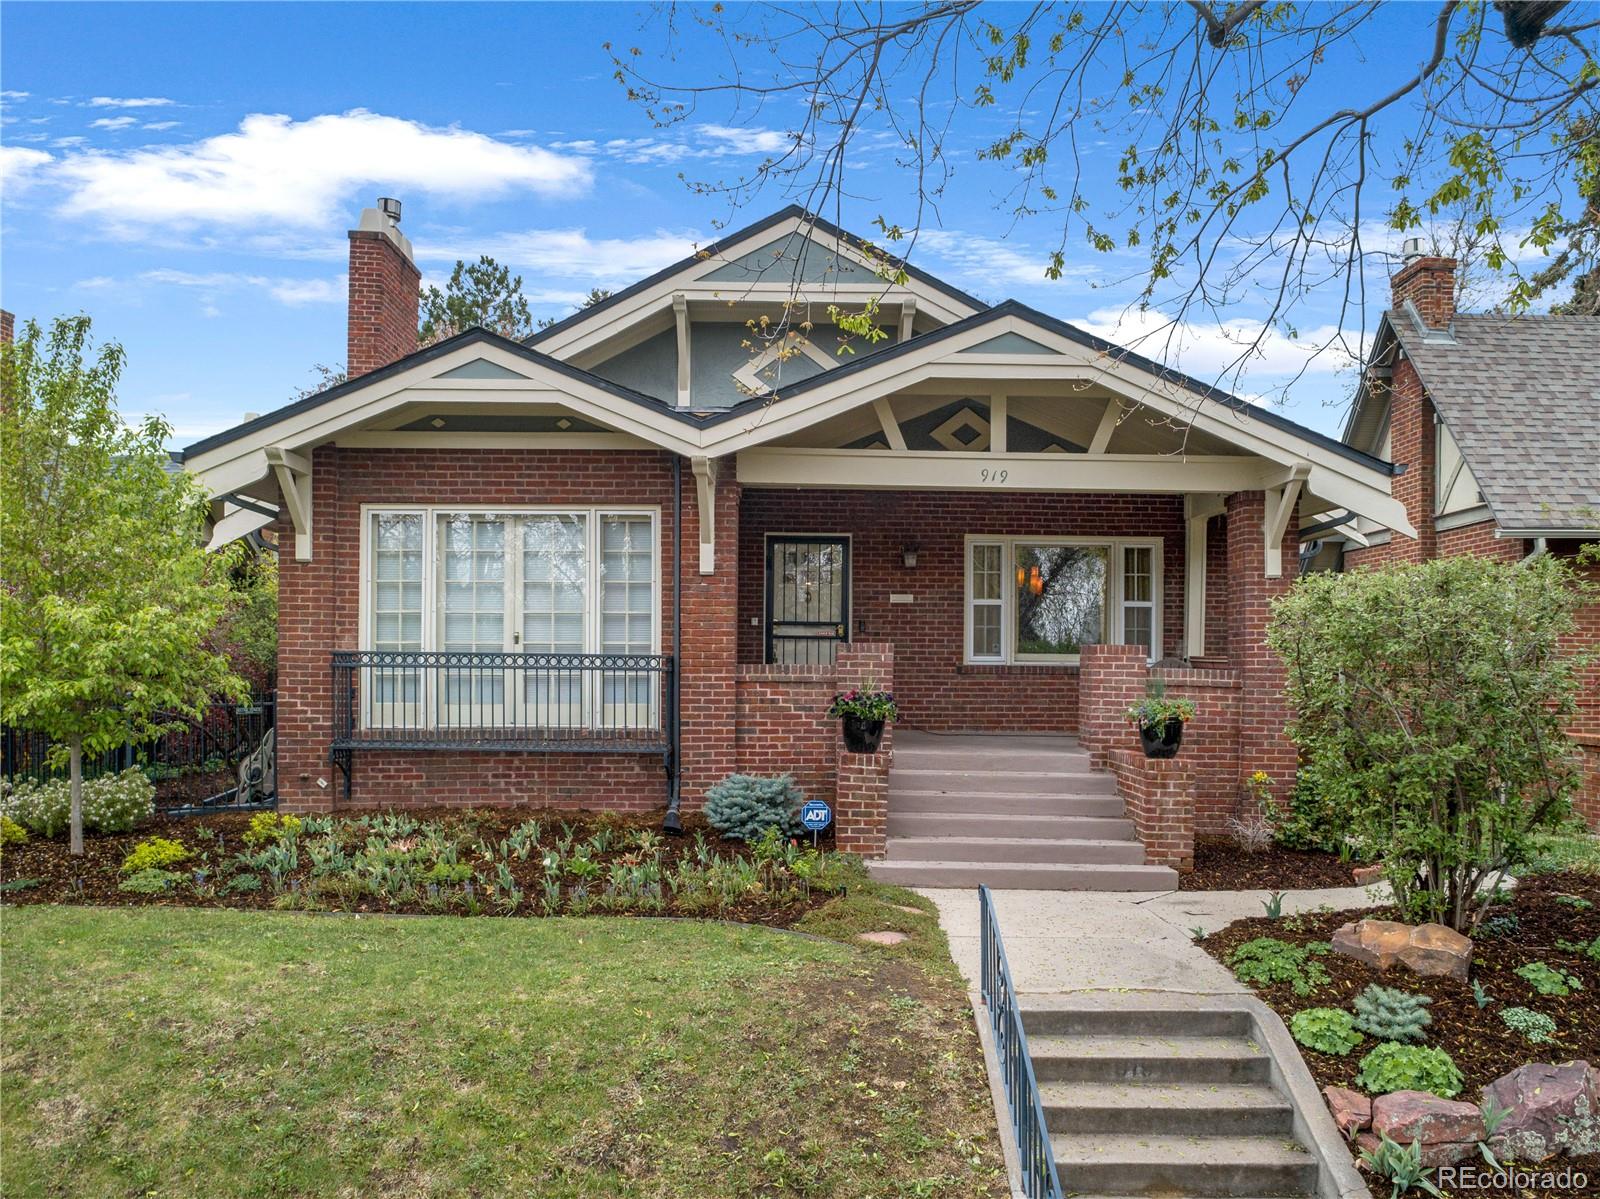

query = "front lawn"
(1, 905), (1006, 1198)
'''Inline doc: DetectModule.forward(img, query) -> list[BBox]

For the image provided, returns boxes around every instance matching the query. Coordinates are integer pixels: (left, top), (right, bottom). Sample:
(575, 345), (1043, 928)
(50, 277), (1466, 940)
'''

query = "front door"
(765, 536), (849, 664)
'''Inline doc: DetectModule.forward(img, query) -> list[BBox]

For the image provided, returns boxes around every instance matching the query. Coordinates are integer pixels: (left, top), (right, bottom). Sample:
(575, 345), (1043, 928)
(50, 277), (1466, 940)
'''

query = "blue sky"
(0, 2), (1508, 445)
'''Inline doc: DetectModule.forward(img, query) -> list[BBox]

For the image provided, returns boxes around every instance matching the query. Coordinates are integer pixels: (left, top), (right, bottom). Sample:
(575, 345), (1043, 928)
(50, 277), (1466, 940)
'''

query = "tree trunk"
(69, 736), (84, 857)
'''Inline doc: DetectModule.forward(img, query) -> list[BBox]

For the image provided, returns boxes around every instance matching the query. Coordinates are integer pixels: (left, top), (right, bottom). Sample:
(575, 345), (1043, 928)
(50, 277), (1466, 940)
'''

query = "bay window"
(965, 536), (1162, 664)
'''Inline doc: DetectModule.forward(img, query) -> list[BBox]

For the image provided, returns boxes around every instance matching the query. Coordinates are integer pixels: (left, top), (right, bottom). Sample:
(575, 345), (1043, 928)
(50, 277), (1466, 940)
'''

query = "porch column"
(834, 642), (894, 857)
(677, 457), (741, 806)
(1224, 489), (1299, 808)
(1079, 643), (1149, 769)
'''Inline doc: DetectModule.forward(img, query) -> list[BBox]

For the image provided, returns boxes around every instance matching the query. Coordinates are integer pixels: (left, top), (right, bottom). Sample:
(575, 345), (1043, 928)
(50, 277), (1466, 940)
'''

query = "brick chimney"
(1390, 237), (1457, 331)
(347, 198), (420, 377)
(1, 309), (14, 345)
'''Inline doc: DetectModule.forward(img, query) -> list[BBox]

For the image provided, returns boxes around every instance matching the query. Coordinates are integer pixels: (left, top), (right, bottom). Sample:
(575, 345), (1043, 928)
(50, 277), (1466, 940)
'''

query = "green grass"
(1522, 830), (1600, 876)
(1, 903), (1005, 1199)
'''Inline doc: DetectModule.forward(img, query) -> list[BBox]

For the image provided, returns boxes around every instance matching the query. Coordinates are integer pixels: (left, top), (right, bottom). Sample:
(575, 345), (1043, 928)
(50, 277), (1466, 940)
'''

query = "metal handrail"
(979, 884), (1065, 1199)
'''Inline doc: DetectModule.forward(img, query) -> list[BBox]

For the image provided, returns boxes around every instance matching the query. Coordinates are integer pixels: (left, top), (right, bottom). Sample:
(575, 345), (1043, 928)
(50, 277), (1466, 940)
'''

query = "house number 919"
(979, 468), (1009, 484)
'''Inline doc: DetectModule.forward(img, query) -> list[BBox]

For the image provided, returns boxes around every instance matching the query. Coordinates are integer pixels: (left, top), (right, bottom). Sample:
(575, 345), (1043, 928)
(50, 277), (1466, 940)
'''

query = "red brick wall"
(1437, 519), (1523, 561)
(1226, 489), (1299, 807)
(678, 473), (741, 803)
(1154, 666), (1241, 834)
(1079, 644), (1150, 768)
(1391, 256), (1457, 331)
(276, 447), (681, 813)
(1109, 750), (1195, 872)
(736, 487), (1186, 733)
(1562, 552), (1600, 829)
(347, 229), (420, 377)
(734, 665), (837, 806)
(833, 642), (894, 856)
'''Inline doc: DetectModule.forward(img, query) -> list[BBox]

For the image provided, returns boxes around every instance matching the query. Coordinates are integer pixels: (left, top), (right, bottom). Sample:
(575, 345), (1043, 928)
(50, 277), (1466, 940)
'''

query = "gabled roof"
(522, 205), (989, 351)
(1382, 309), (1599, 534)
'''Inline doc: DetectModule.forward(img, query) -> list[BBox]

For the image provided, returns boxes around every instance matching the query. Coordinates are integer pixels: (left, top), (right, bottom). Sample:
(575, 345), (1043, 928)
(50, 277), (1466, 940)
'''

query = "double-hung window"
(362, 507), (658, 730)
(964, 537), (1162, 664)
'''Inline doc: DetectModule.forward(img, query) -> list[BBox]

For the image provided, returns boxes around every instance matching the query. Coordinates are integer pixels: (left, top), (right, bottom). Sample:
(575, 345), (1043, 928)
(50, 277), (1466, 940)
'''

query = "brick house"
(181, 200), (1422, 887)
(1311, 243), (1600, 827)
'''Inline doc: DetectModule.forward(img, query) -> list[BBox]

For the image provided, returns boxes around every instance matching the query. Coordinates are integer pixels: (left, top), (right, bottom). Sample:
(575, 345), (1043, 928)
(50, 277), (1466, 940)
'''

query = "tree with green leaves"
(1268, 555), (1591, 932)
(614, 2), (1600, 392)
(0, 315), (245, 854)
(418, 256), (537, 345)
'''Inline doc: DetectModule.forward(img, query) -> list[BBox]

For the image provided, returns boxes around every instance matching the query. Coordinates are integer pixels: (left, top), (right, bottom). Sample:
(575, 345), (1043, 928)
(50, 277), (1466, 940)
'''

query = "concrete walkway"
(922, 881), (1389, 995)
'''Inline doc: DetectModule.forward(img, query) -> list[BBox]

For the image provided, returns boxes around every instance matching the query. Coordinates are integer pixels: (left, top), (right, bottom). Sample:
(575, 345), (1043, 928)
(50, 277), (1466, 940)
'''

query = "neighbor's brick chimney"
(1390, 238), (1457, 331)
(1, 309), (14, 345)
(347, 198), (420, 377)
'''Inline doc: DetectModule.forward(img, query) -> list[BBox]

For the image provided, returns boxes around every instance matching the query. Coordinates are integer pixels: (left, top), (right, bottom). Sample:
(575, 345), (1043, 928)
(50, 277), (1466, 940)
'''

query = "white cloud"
(86, 96), (176, 108)
(89, 116), (139, 130)
(142, 121), (180, 131)
(0, 145), (52, 193)
(43, 109), (591, 230)
(915, 229), (1085, 289)
(553, 124), (799, 166)
(421, 226), (697, 282)
(79, 268), (345, 307)
(1, 90), (29, 101)
(697, 124), (795, 154)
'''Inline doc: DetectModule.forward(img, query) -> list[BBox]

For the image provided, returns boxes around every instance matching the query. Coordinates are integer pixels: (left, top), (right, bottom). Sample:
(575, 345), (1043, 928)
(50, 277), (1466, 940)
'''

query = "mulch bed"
(1201, 871), (1600, 1198)
(1181, 835), (1364, 890)
(0, 807), (841, 928)
(151, 768), (239, 808)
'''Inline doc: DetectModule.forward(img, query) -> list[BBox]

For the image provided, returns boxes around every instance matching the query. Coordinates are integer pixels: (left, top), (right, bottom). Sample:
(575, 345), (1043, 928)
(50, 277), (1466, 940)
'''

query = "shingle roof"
(1390, 310), (1600, 534)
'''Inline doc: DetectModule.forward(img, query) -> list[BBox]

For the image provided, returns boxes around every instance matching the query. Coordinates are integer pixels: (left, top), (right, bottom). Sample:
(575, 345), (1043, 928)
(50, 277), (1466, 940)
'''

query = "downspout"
(1519, 536), (1549, 566)
(662, 454), (686, 835)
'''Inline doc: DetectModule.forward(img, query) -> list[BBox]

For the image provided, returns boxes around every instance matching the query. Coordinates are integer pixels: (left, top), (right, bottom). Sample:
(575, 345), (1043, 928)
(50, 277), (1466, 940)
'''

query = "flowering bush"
(1, 768), (154, 838)
(121, 837), (190, 874)
(827, 689), (898, 722)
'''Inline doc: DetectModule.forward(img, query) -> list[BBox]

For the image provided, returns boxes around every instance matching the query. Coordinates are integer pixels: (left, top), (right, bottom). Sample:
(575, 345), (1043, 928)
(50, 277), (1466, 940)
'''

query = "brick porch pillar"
(677, 464), (742, 807)
(1079, 643), (1150, 768)
(833, 642), (894, 857)
(1225, 489), (1299, 808)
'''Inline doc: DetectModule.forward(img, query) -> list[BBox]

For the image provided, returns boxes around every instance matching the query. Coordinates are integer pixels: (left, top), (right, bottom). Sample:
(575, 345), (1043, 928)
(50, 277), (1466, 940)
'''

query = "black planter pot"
(841, 715), (886, 754)
(1138, 720), (1185, 759)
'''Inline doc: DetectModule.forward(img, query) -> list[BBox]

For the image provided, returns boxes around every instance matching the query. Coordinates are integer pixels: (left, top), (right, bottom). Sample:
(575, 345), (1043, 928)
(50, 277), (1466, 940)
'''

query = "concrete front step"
(888, 767), (1119, 796)
(884, 834), (1145, 865)
(1023, 1003), (1252, 1039)
(865, 859), (1177, 891)
(1028, 1034), (1271, 1084)
(887, 788), (1128, 818)
(1039, 1081), (1293, 1136)
(891, 747), (1092, 773)
(1050, 1132), (1318, 1196)
(887, 811), (1137, 841)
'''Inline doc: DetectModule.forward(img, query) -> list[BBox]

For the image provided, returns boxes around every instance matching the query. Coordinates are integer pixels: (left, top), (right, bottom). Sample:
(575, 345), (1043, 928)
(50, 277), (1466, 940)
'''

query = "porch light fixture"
(902, 543), (919, 569)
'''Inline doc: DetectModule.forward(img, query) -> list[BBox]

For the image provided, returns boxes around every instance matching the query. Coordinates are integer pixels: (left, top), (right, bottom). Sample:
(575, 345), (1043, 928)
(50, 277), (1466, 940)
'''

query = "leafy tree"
(0, 315), (245, 854)
(290, 361), (347, 402)
(418, 256), (536, 345)
(615, 3), (1600, 391)
(1269, 556), (1591, 932)
(212, 547), (277, 689)
(535, 286), (614, 332)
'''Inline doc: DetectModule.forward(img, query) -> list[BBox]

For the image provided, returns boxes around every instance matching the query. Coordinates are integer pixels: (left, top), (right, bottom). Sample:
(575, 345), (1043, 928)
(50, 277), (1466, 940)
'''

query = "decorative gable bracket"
(266, 446), (313, 561)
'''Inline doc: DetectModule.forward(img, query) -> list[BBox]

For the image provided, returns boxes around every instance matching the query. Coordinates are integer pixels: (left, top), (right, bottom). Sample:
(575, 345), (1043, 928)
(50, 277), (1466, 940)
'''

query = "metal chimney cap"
(377, 197), (402, 225)
(1401, 235), (1426, 263)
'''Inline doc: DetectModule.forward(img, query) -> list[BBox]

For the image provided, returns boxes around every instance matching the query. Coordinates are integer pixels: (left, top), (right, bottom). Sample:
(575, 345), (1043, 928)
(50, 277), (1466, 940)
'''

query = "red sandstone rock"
(1481, 1060), (1599, 1162)
(1352, 863), (1386, 885)
(1324, 1086), (1371, 1135)
(1373, 1090), (1486, 1147)
(1330, 918), (1471, 980)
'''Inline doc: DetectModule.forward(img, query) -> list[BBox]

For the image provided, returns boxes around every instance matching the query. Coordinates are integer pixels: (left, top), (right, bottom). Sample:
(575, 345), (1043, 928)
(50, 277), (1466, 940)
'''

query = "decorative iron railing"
(979, 884), (1065, 1199)
(328, 650), (675, 797)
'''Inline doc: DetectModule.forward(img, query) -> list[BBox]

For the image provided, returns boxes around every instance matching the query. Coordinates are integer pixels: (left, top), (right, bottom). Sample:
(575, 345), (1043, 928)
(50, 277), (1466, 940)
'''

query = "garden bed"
(1200, 871), (1600, 1197)
(1179, 835), (1363, 890)
(0, 807), (845, 927)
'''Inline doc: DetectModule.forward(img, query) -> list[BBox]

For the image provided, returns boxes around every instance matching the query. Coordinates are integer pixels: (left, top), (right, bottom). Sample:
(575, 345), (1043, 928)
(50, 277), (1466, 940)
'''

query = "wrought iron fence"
(329, 650), (675, 796)
(1, 695), (276, 807)
(979, 884), (1065, 1199)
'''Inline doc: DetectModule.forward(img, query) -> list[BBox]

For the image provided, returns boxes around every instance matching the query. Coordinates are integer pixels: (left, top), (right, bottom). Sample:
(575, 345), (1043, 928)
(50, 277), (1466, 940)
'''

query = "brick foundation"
(1109, 749), (1195, 872)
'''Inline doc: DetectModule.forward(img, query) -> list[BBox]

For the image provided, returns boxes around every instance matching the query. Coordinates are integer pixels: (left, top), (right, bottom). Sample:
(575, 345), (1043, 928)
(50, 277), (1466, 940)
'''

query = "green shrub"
(1270, 556), (1590, 932)
(1500, 1006), (1558, 1045)
(1352, 984), (1433, 1044)
(1355, 1043), (1464, 1099)
(222, 873), (262, 894)
(118, 867), (182, 894)
(423, 861), (472, 885)
(1228, 937), (1331, 995)
(1, 768), (154, 837)
(1358, 1133), (1438, 1199)
(0, 815), (28, 848)
(1556, 935), (1600, 962)
(1290, 1007), (1362, 1055)
(243, 811), (302, 847)
(703, 774), (805, 841)
(1515, 960), (1583, 997)
(1270, 783), (1347, 854)
(121, 836), (190, 874)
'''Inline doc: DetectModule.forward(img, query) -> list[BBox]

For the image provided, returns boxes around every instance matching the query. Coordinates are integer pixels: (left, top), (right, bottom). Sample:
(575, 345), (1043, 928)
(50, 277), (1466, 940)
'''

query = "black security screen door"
(765, 537), (850, 665)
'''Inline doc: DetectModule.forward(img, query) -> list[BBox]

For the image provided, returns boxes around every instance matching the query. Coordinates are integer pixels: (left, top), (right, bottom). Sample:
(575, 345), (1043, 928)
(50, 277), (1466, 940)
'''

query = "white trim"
(871, 396), (908, 451)
(962, 534), (1163, 666)
(333, 432), (656, 450)
(989, 394), (1008, 453)
(1435, 504), (1495, 533)
(691, 456), (720, 575)
(672, 293), (691, 407)
(732, 335), (837, 398)
(1088, 399), (1121, 454)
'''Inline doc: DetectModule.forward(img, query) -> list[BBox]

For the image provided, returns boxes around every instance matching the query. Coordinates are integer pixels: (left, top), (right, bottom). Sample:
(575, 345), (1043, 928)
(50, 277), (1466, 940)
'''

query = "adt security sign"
(800, 800), (832, 845)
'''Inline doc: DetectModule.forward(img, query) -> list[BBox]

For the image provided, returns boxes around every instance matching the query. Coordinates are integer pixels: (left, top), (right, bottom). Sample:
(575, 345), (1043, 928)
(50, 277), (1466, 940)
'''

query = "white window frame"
(358, 505), (661, 729)
(962, 535), (1163, 666)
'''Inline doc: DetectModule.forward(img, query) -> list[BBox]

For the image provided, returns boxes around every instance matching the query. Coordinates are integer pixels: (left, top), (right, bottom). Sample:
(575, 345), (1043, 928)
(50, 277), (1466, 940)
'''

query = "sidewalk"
(921, 881), (1388, 995)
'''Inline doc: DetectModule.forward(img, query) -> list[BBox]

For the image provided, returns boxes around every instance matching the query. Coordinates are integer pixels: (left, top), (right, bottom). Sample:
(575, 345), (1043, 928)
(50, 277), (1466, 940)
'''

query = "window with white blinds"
(363, 508), (658, 659)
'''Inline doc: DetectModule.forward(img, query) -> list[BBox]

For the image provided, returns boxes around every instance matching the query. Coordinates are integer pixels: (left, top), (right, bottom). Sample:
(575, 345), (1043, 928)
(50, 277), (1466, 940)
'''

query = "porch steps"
(1022, 1000), (1319, 1197)
(867, 733), (1176, 891)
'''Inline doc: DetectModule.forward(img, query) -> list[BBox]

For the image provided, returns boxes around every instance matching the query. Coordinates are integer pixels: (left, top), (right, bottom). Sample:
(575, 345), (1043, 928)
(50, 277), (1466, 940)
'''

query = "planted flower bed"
(0, 806), (851, 926)
(1201, 870), (1600, 1197)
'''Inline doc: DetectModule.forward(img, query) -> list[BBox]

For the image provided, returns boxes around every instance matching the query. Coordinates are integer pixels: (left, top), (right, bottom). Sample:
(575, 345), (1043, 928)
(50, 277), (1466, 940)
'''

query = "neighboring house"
(1314, 245), (1600, 827)
(180, 199), (1417, 880)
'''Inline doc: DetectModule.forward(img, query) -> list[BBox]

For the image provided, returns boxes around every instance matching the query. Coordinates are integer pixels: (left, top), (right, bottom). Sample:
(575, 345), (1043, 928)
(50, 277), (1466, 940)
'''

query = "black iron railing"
(979, 884), (1065, 1199)
(329, 650), (675, 797)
